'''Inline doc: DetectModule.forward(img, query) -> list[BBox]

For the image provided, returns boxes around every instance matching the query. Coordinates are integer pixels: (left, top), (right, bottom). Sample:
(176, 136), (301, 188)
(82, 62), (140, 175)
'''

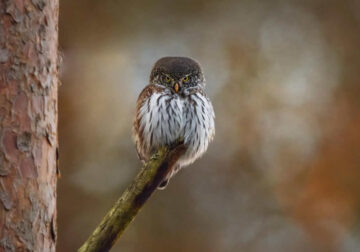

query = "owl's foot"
(158, 179), (169, 190)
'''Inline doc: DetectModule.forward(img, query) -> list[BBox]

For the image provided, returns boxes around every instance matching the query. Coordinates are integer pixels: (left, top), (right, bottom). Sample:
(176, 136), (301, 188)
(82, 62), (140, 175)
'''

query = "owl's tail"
(157, 164), (181, 190)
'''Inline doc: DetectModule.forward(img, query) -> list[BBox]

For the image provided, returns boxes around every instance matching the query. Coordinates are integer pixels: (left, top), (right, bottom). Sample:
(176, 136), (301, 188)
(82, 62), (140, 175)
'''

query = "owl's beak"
(174, 83), (179, 93)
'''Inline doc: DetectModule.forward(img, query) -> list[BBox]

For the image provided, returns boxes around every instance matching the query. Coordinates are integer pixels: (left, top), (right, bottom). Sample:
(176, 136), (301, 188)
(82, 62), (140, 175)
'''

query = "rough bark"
(78, 142), (186, 252)
(0, 0), (59, 251)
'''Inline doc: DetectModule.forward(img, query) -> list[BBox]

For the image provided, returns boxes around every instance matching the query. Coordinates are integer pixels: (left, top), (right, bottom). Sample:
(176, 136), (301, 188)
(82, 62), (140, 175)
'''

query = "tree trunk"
(0, 0), (59, 251)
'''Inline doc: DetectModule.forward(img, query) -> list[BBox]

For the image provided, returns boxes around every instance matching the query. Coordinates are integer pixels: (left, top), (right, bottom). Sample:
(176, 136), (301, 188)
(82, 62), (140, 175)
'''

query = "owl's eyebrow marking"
(177, 73), (190, 79)
(162, 73), (173, 79)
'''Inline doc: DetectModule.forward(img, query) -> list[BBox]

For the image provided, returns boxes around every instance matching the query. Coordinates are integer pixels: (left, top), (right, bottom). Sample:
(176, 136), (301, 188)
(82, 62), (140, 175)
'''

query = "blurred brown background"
(58, 0), (360, 251)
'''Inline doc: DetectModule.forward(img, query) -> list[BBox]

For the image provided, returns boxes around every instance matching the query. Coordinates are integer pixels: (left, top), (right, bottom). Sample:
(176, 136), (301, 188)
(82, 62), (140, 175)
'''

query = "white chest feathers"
(136, 91), (215, 167)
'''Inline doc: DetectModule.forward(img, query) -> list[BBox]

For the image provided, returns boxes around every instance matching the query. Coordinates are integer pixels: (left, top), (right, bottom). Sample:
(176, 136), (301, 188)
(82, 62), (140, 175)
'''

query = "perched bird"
(133, 57), (215, 189)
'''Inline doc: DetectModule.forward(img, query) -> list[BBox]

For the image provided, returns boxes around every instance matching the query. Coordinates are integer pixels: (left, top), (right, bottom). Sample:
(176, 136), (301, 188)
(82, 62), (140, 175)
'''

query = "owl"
(133, 57), (215, 189)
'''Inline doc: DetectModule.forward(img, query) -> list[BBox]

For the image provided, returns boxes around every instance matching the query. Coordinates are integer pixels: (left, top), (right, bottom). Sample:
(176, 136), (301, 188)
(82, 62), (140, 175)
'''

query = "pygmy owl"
(133, 57), (215, 189)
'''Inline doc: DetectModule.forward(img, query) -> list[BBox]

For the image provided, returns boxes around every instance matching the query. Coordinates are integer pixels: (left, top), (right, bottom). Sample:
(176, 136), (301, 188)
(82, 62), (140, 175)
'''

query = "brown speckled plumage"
(133, 57), (215, 189)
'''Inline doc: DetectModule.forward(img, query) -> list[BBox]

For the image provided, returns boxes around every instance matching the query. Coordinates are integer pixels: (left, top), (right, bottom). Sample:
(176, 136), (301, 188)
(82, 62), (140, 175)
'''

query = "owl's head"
(150, 57), (205, 94)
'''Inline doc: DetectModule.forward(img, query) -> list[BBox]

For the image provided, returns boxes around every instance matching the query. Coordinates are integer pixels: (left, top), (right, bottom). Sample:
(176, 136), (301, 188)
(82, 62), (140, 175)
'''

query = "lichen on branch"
(78, 140), (185, 252)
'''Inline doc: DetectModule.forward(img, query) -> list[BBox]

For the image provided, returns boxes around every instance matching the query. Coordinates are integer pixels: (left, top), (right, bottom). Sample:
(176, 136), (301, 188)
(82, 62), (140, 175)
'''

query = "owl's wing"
(133, 84), (163, 162)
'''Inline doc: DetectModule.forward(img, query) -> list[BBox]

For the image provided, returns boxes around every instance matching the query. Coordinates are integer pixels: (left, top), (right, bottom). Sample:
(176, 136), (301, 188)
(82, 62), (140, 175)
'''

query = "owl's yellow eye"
(164, 76), (171, 83)
(183, 76), (190, 83)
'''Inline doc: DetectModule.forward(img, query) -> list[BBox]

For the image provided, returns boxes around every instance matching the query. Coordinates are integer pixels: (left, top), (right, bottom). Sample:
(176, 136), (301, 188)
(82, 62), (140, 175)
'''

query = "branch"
(78, 141), (186, 252)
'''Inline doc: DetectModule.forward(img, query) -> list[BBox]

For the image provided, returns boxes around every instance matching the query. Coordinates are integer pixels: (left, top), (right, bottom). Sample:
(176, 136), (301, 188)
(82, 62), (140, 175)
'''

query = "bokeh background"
(58, 0), (360, 251)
